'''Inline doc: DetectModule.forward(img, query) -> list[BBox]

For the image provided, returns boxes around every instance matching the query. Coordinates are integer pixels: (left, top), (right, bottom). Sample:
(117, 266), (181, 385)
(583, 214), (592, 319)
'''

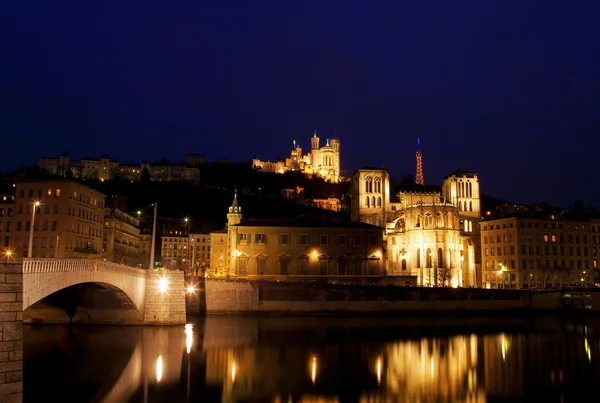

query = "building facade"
(38, 153), (201, 185)
(252, 129), (342, 183)
(9, 180), (106, 259)
(161, 233), (211, 273)
(209, 191), (384, 281)
(103, 208), (141, 266)
(480, 216), (597, 289)
(0, 194), (14, 255)
(350, 168), (482, 287)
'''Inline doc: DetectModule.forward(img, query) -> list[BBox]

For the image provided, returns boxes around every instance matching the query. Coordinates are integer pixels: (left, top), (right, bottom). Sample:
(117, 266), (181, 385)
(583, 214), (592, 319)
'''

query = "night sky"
(1, 1), (599, 207)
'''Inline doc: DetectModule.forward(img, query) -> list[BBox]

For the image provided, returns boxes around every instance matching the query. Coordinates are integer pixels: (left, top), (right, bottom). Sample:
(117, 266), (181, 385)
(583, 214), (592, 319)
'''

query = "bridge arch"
(23, 259), (148, 323)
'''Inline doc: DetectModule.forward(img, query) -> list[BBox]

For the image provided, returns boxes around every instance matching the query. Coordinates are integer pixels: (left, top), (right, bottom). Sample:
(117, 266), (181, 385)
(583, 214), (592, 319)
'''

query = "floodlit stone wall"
(144, 271), (186, 324)
(0, 263), (23, 403)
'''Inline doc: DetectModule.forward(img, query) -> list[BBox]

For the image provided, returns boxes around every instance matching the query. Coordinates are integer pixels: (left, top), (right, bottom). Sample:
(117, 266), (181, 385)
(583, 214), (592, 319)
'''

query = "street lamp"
(139, 203), (158, 270)
(184, 217), (190, 273)
(3, 249), (12, 264)
(150, 203), (158, 270)
(28, 200), (41, 258)
(55, 233), (61, 258)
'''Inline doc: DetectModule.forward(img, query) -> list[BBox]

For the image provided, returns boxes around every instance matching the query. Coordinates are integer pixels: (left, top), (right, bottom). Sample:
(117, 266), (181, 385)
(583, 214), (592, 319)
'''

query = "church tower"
(415, 137), (424, 185)
(227, 188), (243, 227)
(311, 127), (320, 168)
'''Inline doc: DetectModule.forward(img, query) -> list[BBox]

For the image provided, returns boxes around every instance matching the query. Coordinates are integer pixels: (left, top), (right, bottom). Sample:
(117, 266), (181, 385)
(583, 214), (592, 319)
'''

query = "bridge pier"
(143, 271), (186, 325)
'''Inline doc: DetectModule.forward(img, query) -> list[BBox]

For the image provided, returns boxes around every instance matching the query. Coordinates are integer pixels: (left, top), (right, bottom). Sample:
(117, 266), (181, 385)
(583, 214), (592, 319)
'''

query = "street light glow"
(158, 277), (169, 292)
(187, 285), (195, 293)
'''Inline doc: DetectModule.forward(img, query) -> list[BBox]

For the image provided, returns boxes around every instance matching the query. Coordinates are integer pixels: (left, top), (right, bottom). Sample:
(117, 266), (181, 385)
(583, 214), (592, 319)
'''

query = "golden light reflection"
(156, 355), (163, 382)
(231, 361), (236, 384)
(500, 334), (508, 362)
(310, 356), (317, 385)
(185, 324), (193, 354)
(585, 338), (591, 361)
(376, 357), (382, 386)
(384, 335), (481, 401)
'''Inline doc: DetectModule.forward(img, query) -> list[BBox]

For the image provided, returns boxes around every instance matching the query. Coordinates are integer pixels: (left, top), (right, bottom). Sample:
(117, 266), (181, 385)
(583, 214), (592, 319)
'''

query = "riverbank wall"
(0, 263), (23, 403)
(196, 278), (600, 315)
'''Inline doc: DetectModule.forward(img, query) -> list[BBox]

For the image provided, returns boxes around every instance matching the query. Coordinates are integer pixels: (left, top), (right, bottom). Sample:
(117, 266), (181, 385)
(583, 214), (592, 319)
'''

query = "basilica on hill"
(252, 128), (342, 183)
(350, 139), (482, 287)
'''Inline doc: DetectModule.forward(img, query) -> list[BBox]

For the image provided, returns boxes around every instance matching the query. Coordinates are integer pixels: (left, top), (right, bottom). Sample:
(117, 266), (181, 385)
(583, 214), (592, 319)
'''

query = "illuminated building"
(350, 159), (482, 287)
(480, 215), (596, 288)
(9, 179), (106, 258)
(252, 128), (342, 183)
(38, 152), (202, 185)
(161, 233), (211, 272)
(103, 208), (141, 266)
(208, 190), (383, 279)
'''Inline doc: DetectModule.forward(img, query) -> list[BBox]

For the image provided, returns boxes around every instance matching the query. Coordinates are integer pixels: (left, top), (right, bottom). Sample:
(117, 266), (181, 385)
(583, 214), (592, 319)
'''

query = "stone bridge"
(22, 259), (186, 325)
(0, 260), (187, 403)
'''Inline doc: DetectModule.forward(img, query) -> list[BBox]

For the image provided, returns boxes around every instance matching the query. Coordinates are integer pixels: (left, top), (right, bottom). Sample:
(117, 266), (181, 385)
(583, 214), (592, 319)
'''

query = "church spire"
(227, 187), (242, 226)
(313, 126), (317, 137)
(230, 187), (239, 211)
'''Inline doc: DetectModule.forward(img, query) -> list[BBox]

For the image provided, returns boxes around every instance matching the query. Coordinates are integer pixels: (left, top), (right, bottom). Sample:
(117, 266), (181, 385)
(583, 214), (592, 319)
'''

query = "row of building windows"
(457, 181), (474, 198)
(237, 233), (379, 247)
(484, 258), (595, 270)
(0, 208), (13, 217)
(483, 221), (589, 231)
(364, 177), (382, 194)
(18, 188), (104, 209)
(234, 255), (382, 276)
(485, 245), (591, 257)
(484, 233), (590, 244)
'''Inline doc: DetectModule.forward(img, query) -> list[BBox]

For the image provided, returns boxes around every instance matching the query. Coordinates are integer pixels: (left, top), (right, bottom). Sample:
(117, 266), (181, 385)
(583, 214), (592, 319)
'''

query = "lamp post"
(55, 233), (61, 258)
(184, 217), (190, 273)
(149, 203), (157, 271)
(28, 201), (41, 258)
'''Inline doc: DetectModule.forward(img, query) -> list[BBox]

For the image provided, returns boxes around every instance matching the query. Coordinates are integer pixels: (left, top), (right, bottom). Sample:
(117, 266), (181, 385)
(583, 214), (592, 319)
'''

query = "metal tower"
(415, 138), (424, 185)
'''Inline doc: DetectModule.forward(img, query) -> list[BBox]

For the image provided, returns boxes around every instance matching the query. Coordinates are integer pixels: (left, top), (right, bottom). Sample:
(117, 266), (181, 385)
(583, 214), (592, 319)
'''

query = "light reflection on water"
(23, 315), (600, 402)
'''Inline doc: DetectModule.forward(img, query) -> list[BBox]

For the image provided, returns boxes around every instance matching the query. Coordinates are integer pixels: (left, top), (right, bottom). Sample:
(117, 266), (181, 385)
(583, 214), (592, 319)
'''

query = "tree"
(436, 262), (459, 287)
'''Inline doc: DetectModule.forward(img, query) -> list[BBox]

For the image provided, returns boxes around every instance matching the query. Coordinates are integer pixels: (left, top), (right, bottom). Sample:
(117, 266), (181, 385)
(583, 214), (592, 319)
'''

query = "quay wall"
(202, 279), (587, 315)
(0, 264), (23, 403)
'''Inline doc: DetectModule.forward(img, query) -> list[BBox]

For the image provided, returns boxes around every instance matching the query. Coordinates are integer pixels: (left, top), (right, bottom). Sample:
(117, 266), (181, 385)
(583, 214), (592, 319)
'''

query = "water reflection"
(23, 315), (600, 402)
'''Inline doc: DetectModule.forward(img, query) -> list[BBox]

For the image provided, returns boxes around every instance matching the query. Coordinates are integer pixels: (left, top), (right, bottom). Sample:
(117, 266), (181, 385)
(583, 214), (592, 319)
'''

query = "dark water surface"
(24, 314), (600, 402)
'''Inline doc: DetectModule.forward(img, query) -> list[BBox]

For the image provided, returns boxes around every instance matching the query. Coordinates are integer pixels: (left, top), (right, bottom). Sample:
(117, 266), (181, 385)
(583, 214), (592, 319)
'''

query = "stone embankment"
(194, 278), (600, 315)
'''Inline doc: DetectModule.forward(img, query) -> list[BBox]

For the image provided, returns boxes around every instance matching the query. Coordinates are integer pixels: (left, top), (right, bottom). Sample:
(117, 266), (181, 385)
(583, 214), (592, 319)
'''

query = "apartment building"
(161, 233), (211, 272)
(10, 180), (105, 258)
(0, 194), (14, 253)
(103, 208), (141, 266)
(38, 153), (201, 185)
(480, 215), (595, 289)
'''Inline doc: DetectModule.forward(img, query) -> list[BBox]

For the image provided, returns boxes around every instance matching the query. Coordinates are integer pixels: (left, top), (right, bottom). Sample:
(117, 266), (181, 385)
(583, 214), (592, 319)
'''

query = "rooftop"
(443, 170), (478, 179)
(233, 215), (383, 229)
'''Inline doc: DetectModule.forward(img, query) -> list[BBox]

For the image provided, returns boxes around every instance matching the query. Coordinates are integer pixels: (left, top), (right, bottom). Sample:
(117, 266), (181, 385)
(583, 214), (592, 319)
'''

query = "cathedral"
(350, 140), (482, 287)
(252, 128), (341, 183)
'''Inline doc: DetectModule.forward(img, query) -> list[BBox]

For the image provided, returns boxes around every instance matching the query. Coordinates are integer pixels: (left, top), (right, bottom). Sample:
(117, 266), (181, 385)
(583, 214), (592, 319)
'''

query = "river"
(24, 314), (600, 402)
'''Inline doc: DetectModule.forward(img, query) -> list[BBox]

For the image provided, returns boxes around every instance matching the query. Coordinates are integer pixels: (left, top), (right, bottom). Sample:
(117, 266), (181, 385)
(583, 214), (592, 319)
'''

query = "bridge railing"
(23, 258), (148, 277)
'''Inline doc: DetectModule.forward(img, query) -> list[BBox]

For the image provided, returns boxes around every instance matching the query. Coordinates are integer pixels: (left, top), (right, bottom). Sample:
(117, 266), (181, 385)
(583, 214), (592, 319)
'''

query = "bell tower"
(227, 188), (243, 227)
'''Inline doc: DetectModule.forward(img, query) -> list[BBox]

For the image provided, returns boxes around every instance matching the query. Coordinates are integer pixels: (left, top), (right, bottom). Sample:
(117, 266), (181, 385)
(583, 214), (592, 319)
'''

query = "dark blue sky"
(2, 1), (599, 207)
